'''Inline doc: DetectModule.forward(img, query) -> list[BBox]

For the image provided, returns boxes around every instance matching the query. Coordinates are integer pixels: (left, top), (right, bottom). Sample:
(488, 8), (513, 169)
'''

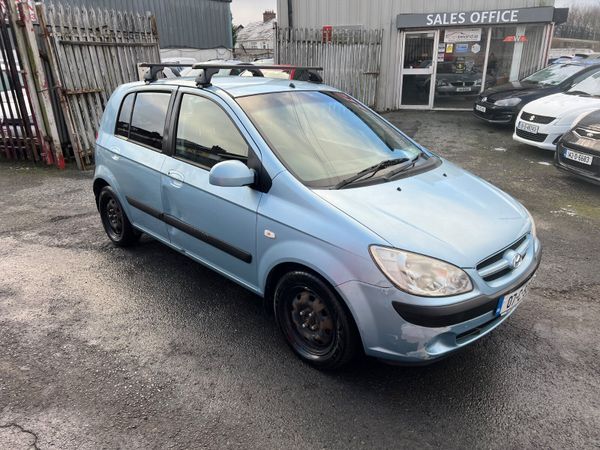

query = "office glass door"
(401, 31), (437, 107)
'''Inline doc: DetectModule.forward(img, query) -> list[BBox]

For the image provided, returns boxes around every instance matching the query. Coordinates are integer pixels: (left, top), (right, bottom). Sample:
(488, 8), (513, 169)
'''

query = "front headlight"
(437, 79), (449, 87)
(526, 210), (537, 239)
(557, 110), (593, 126)
(369, 246), (473, 297)
(495, 97), (521, 107)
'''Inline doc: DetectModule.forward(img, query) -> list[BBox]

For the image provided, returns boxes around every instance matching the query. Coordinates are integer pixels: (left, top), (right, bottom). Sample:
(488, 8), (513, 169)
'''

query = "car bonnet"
(521, 92), (600, 118)
(313, 160), (529, 268)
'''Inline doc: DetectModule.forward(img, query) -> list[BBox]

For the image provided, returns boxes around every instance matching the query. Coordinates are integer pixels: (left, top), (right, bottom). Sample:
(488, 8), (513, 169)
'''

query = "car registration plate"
(475, 104), (486, 113)
(564, 149), (593, 165)
(496, 279), (530, 316)
(517, 121), (539, 134)
(456, 87), (472, 92)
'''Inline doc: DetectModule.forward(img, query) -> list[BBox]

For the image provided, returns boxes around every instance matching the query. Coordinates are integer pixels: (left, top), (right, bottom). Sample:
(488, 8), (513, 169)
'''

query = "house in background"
(235, 10), (276, 61)
(41, 0), (234, 61)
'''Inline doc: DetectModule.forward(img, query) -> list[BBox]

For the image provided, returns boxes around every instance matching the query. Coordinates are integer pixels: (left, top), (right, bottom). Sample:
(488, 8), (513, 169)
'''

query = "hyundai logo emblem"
(482, 96), (487, 102)
(503, 250), (523, 269)
(512, 253), (523, 268)
(587, 132), (594, 138)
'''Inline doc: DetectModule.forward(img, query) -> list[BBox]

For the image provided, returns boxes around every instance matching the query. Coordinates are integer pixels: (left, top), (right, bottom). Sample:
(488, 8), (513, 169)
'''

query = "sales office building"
(277, 0), (568, 110)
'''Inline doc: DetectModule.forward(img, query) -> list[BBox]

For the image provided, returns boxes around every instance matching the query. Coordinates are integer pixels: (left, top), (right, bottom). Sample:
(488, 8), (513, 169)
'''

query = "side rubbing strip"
(126, 196), (252, 264)
(126, 196), (162, 219)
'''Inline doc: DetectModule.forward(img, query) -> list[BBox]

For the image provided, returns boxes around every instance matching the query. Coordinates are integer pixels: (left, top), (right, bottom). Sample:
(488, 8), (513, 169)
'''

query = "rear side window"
(174, 94), (248, 168)
(129, 92), (171, 151)
(115, 93), (134, 138)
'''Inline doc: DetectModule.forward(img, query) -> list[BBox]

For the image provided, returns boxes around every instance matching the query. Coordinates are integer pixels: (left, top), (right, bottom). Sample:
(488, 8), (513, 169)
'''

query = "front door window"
(175, 94), (248, 168)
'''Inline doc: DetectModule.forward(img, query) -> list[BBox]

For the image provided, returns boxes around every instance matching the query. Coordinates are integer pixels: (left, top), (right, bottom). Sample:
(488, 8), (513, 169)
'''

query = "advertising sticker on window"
(444, 28), (482, 43)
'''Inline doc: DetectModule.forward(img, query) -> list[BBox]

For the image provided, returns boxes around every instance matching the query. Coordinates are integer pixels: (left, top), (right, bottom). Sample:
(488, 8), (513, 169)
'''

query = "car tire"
(98, 186), (140, 247)
(274, 271), (360, 370)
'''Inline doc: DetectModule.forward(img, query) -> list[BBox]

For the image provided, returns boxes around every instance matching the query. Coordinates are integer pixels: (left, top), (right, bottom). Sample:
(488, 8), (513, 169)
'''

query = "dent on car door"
(107, 89), (173, 240)
(161, 91), (263, 290)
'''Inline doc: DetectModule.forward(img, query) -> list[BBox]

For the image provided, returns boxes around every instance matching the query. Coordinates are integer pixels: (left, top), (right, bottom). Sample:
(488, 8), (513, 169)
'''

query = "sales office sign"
(396, 7), (555, 29)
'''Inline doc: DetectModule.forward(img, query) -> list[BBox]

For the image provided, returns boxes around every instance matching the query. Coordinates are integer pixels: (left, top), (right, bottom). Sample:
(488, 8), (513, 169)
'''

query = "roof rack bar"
(192, 63), (324, 87)
(191, 63), (323, 70)
(139, 63), (195, 83)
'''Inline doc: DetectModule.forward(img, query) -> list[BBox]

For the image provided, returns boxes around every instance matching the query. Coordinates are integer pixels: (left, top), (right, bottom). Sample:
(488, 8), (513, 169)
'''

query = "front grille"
(452, 81), (474, 87)
(574, 127), (600, 140)
(520, 112), (555, 124)
(477, 235), (529, 282)
(516, 128), (548, 143)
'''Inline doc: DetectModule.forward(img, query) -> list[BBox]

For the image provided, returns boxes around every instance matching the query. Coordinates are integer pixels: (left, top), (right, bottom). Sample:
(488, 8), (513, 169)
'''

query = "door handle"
(110, 146), (121, 160)
(167, 169), (184, 187)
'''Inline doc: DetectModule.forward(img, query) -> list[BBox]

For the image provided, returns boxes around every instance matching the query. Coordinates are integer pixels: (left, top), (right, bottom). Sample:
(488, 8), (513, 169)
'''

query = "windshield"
(522, 64), (584, 86)
(237, 91), (423, 187)
(567, 71), (600, 97)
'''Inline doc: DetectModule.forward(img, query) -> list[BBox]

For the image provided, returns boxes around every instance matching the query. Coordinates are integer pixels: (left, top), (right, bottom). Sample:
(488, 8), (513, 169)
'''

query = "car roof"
(133, 75), (336, 98)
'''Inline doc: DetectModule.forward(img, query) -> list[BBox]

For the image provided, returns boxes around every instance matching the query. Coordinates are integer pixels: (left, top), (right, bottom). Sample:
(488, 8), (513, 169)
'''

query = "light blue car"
(93, 64), (541, 369)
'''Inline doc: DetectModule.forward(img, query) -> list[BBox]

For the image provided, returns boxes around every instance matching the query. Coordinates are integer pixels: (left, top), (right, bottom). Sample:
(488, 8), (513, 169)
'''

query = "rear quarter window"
(115, 93), (134, 138)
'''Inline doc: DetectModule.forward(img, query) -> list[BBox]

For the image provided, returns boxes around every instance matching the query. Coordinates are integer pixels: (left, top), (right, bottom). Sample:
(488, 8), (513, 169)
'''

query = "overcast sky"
(231, 0), (277, 26)
(230, 0), (597, 26)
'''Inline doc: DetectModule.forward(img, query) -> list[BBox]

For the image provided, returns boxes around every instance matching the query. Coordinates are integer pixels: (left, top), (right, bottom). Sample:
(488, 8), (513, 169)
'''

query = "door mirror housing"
(209, 160), (255, 187)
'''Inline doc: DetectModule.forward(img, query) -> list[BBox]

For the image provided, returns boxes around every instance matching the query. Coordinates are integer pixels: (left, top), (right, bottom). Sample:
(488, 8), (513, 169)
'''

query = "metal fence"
(0, 0), (44, 162)
(275, 27), (382, 107)
(0, 1), (160, 169)
(39, 2), (160, 169)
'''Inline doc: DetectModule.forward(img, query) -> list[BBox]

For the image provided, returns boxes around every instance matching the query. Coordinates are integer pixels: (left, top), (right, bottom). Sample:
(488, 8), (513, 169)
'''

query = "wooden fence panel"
(39, 2), (160, 169)
(275, 27), (382, 108)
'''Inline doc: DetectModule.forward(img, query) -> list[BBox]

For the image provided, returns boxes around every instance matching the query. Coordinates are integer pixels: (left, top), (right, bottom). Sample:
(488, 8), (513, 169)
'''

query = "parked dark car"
(473, 63), (600, 125)
(555, 109), (600, 185)
(417, 61), (496, 96)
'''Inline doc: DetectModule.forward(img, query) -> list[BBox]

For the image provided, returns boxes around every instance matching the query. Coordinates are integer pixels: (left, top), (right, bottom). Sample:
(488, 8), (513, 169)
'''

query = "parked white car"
(513, 70), (600, 150)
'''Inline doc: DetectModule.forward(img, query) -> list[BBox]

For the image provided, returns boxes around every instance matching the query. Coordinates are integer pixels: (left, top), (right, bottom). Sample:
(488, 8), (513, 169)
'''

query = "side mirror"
(209, 160), (255, 187)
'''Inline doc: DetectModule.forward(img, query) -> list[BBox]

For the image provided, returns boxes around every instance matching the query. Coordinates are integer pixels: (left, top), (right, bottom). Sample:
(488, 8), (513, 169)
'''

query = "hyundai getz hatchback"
(94, 65), (541, 369)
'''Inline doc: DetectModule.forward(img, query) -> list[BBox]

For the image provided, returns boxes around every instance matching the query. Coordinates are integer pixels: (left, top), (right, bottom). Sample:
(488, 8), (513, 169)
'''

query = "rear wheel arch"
(93, 178), (110, 208)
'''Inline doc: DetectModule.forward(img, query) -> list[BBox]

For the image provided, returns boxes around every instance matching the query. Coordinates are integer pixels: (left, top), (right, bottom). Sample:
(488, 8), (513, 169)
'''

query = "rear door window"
(129, 92), (171, 151)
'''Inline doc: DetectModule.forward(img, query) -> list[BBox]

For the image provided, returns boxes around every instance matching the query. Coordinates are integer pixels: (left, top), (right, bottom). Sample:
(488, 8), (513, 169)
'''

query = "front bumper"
(336, 237), (542, 364)
(512, 117), (570, 151)
(437, 85), (480, 96)
(472, 101), (518, 124)
(555, 143), (600, 185)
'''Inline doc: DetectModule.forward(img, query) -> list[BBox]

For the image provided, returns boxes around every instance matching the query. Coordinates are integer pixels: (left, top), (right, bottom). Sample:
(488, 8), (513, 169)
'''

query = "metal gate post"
(9, 0), (65, 168)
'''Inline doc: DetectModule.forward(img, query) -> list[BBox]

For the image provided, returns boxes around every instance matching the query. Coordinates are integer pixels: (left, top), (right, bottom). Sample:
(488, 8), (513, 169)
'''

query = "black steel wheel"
(274, 271), (360, 369)
(98, 186), (140, 247)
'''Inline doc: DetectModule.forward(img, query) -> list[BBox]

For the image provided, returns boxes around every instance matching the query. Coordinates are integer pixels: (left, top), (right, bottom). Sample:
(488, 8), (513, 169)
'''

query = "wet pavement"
(1, 110), (599, 449)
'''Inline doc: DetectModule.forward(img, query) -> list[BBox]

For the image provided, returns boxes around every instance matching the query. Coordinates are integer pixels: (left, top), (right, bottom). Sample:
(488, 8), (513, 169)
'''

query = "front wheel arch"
(264, 262), (363, 346)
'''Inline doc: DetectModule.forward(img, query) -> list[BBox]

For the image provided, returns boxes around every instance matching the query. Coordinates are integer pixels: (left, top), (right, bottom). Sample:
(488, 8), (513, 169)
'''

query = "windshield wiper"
(383, 154), (421, 181)
(334, 157), (409, 189)
(566, 90), (591, 97)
